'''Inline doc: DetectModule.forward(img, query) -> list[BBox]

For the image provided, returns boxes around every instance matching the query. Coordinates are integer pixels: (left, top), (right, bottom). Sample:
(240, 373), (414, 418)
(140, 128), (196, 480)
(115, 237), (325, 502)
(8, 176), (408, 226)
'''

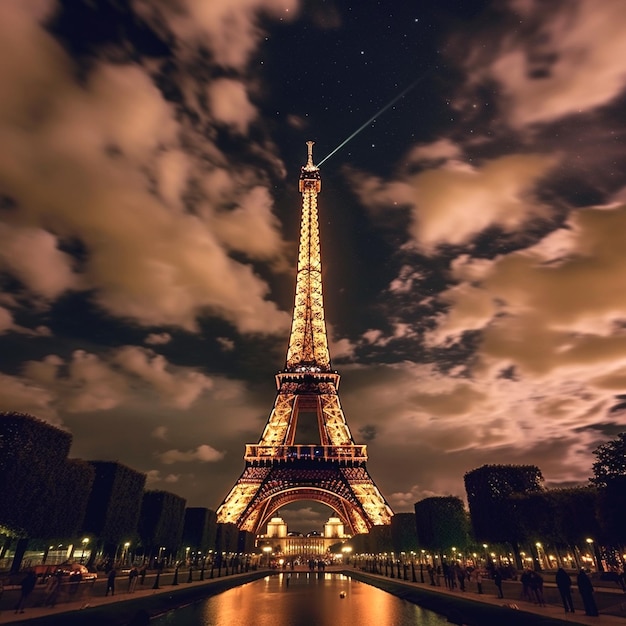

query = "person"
(555, 567), (575, 613)
(455, 563), (466, 591)
(139, 564), (147, 585)
(14, 570), (37, 614)
(128, 566), (139, 592)
(44, 572), (62, 607)
(577, 568), (599, 616)
(529, 570), (546, 606)
(427, 563), (436, 586)
(493, 569), (503, 599)
(474, 569), (483, 594)
(520, 569), (532, 601)
(106, 567), (116, 596)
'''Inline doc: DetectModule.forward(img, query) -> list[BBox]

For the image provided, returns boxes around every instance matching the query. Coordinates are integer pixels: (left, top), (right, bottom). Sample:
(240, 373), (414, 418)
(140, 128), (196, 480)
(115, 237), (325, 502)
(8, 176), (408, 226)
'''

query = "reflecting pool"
(152, 572), (450, 626)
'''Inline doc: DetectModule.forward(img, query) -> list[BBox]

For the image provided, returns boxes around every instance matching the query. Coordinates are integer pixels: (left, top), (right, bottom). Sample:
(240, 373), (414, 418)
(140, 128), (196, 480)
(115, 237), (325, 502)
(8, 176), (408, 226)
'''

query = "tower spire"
(286, 140), (329, 371)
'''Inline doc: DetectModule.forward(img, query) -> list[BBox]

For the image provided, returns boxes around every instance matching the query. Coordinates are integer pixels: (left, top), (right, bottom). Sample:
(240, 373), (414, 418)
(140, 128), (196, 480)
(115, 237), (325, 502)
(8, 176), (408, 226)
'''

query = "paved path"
(352, 569), (626, 626)
(1, 566), (625, 625)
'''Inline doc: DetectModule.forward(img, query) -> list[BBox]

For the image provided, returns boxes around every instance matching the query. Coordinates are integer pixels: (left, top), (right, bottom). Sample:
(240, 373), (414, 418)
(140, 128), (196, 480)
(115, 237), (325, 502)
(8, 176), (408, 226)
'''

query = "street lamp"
(81, 537), (89, 563)
(586, 538), (598, 571)
(124, 542), (131, 566)
(262, 546), (272, 568)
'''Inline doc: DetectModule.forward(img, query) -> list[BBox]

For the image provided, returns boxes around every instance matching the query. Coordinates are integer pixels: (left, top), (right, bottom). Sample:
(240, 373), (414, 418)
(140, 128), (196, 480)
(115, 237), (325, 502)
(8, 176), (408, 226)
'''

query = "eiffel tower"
(216, 142), (393, 535)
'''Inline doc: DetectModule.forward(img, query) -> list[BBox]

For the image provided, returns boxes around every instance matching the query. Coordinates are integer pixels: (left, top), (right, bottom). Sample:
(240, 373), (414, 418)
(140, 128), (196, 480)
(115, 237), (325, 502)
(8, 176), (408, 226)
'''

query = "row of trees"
(0, 412), (252, 573)
(351, 434), (626, 571)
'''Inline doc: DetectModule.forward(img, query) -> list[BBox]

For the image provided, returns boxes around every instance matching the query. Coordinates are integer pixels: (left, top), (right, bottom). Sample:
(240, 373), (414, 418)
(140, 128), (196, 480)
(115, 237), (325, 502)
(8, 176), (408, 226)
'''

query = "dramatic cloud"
(135, 0), (299, 70)
(114, 346), (213, 410)
(351, 154), (556, 253)
(460, 0), (626, 127)
(0, 2), (291, 334)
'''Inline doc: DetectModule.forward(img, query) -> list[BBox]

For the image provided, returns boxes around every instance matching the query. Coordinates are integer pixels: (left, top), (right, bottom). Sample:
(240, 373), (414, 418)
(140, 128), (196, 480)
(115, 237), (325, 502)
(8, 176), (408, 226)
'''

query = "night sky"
(2, 0), (626, 533)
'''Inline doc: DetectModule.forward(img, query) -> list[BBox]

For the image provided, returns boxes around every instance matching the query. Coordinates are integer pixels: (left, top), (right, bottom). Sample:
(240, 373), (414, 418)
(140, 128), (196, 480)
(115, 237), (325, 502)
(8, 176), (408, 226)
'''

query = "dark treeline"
(349, 440), (626, 574)
(0, 412), (253, 573)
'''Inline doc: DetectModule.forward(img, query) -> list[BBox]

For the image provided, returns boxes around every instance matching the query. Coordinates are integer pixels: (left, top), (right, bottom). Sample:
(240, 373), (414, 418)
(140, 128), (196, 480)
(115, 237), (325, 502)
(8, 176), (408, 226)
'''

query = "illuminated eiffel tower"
(216, 142), (393, 535)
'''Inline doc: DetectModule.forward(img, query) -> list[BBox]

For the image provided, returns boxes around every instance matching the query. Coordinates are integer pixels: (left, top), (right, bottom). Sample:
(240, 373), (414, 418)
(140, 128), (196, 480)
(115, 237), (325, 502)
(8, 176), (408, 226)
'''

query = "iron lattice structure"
(216, 142), (393, 535)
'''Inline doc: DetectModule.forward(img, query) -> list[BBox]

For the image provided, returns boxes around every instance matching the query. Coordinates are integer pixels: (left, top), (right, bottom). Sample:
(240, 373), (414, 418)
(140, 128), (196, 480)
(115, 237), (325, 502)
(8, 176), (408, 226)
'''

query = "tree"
(0, 412), (77, 571)
(547, 487), (601, 548)
(182, 508), (217, 558)
(82, 461), (146, 563)
(464, 464), (544, 567)
(414, 496), (469, 557)
(391, 512), (419, 553)
(138, 490), (186, 560)
(367, 524), (393, 554)
(46, 459), (95, 539)
(215, 523), (239, 558)
(0, 412), (72, 537)
(591, 433), (626, 548)
(590, 432), (626, 488)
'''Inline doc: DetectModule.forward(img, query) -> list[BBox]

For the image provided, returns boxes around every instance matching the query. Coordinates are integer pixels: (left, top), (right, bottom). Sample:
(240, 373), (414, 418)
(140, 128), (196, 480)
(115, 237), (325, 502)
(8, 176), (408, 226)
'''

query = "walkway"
(1, 566), (625, 625)
(352, 568), (626, 626)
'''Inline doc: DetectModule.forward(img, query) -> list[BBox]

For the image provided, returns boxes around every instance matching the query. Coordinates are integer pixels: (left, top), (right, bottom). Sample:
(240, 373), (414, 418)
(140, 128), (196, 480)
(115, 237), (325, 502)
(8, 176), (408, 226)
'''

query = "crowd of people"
(421, 560), (608, 617)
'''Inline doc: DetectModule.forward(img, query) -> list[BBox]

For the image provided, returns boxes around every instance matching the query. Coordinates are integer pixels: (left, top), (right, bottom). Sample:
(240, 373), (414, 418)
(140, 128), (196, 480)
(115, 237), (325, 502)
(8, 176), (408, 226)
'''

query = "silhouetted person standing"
(577, 569), (598, 616)
(556, 567), (575, 613)
(493, 570), (504, 598)
(106, 568), (116, 596)
(14, 570), (37, 613)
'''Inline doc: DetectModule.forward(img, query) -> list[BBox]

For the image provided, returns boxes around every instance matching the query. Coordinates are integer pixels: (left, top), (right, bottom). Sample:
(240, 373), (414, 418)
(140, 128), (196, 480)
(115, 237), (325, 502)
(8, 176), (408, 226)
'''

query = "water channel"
(152, 572), (450, 626)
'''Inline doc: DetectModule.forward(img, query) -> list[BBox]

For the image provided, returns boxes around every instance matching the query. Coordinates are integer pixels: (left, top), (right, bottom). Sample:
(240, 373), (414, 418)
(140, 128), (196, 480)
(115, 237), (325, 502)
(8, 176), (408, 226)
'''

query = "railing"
(245, 444), (367, 462)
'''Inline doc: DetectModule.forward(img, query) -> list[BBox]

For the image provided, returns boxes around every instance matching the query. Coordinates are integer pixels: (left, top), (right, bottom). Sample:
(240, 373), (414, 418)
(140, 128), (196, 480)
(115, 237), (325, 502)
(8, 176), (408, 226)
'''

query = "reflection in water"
(153, 573), (449, 626)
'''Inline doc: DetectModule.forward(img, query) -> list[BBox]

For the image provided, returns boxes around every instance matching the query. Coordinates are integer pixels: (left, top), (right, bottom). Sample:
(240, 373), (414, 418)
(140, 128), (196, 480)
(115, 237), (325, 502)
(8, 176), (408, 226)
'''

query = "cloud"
(207, 78), (258, 134)
(145, 333), (172, 346)
(0, 307), (12, 333)
(146, 469), (182, 487)
(0, 3), (291, 334)
(114, 346), (213, 409)
(336, 359), (614, 506)
(407, 139), (462, 165)
(20, 346), (222, 414)
(0, 224), (78, 299)
(134, 0), (299, 70)
(0, 371), (59, 422)
(351, 202), (626, 506)
(460, 0), (626, 128)
(152, 426), (169, 440)
(159, 444), (225, 464)
(216, 337), (235, 351)
(350, 153), (556, 253)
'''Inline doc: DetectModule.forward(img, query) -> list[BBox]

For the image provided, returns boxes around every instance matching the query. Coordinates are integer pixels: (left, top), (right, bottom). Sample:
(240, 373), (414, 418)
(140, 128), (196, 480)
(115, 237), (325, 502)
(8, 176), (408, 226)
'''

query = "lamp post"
(586, 538), (599, 572)
(123, 542), (131, 566)
(81, 537), (89, 564)
(262, 546), (272, 568)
